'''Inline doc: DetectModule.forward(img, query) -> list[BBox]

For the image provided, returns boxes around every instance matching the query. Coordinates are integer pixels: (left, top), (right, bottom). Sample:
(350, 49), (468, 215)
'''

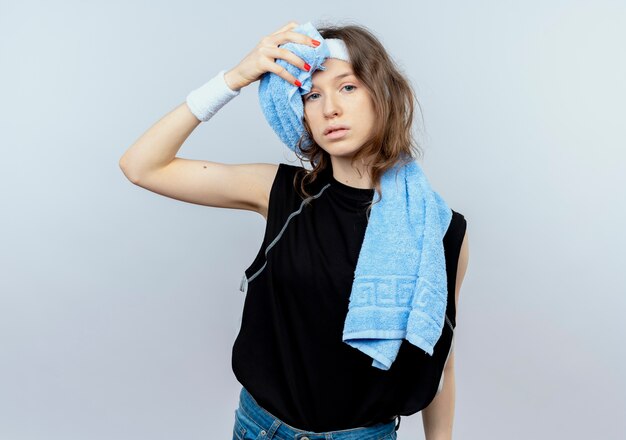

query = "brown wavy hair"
(292, 21), (425, 218)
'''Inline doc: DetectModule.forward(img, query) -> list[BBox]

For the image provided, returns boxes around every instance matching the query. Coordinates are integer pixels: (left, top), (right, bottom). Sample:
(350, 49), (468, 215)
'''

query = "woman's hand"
(224, 21), (320, 91)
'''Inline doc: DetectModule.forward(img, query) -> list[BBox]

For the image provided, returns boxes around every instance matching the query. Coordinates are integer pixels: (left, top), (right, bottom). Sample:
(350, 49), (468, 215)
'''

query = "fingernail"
(295, 79), (302, 87)
(304, 63), (311, 71)
(312, 39), (320, 47)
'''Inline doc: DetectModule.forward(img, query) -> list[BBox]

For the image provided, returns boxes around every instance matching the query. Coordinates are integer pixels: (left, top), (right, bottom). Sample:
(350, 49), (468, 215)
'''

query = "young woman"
(120, 21), (469, 440)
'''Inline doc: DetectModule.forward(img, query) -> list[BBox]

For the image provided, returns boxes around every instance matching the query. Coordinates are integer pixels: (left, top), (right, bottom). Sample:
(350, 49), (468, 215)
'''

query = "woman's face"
(303, 58), (376, 159)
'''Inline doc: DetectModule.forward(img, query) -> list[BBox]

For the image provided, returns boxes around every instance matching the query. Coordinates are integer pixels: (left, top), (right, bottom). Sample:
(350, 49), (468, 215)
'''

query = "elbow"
(119, 156), (141, 184)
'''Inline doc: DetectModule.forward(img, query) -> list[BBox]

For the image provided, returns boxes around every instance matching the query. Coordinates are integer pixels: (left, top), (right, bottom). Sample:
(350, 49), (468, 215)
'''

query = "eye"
(305, 92), (320, 101)
(304, 84), (357, 102)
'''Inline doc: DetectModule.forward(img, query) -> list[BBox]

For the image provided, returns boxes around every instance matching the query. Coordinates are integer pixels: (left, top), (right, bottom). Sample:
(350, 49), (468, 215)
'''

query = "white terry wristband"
(186, 69), (241, 122)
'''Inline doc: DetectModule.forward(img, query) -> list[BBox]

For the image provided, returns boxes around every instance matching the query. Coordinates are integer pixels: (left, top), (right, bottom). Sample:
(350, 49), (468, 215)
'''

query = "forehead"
(311, 58), (355, 86)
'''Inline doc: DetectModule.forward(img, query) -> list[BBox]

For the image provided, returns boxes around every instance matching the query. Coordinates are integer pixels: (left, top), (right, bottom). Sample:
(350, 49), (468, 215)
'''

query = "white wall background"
(1, 1), (624, 439)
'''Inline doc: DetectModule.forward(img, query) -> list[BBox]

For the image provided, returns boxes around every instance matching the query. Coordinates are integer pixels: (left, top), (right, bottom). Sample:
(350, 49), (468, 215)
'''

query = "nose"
(323, 94), (341, 119)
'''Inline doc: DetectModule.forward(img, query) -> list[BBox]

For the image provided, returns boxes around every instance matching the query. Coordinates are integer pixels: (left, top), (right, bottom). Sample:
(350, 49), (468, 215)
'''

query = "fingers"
(275, 30), (319, 48)
(275, 47), (310, 72)
(263, 22), (319, 87)
(264, 46), (311, 86)
(265, 61), (302, 88)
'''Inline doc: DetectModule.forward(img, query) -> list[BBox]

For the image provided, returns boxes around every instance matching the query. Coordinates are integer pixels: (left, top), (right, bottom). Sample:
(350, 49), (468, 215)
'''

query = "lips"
(324, 124), (349, 135)
(325, 128), (349, 140)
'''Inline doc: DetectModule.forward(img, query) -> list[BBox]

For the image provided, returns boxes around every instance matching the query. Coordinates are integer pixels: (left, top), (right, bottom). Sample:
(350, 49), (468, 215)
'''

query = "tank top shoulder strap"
(443, 210), (467, 327)
(239, 163), (308, 293)
(265, 163), (304, 229)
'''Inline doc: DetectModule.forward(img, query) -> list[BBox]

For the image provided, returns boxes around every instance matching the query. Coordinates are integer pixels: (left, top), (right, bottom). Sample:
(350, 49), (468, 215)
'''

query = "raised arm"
(118, 21), (318, 218)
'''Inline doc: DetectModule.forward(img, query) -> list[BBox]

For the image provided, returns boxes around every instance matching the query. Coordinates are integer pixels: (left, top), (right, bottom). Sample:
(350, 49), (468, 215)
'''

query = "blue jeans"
(232, 386), (400, 440)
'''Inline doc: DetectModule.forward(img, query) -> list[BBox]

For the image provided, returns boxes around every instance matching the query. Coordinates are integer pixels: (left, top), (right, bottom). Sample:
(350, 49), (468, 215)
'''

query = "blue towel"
(257, 23), (330, 151)
(258, 22), (453, 370)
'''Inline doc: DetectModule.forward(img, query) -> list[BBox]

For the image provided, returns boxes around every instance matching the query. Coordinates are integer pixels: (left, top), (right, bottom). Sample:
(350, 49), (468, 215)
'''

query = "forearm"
(120, 69), (240, 181)
(421, 367), (455, 440)
(119, 102), (201, 181)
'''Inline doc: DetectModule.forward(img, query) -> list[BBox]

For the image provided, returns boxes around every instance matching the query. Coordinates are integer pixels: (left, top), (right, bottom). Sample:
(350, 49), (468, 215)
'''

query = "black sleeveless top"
(232, 162), (467, 432)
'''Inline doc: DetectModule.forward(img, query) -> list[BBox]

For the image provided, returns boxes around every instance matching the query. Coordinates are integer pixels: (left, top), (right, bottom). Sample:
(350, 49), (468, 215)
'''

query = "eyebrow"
(309, 72), (355, 90)
(331, 72), (355, 80)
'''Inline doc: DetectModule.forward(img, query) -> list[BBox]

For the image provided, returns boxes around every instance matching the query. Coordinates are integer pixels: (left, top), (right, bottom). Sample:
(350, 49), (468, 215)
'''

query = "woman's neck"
(329, 156), (374, 190)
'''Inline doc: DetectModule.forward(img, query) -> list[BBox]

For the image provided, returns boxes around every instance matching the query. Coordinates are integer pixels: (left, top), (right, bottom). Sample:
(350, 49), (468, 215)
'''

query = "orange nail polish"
(312, 39), (320, 47)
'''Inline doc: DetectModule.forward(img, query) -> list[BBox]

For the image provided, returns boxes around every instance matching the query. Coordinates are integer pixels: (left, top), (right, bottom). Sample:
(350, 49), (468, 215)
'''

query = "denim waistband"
(237, 387), (399, 439)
